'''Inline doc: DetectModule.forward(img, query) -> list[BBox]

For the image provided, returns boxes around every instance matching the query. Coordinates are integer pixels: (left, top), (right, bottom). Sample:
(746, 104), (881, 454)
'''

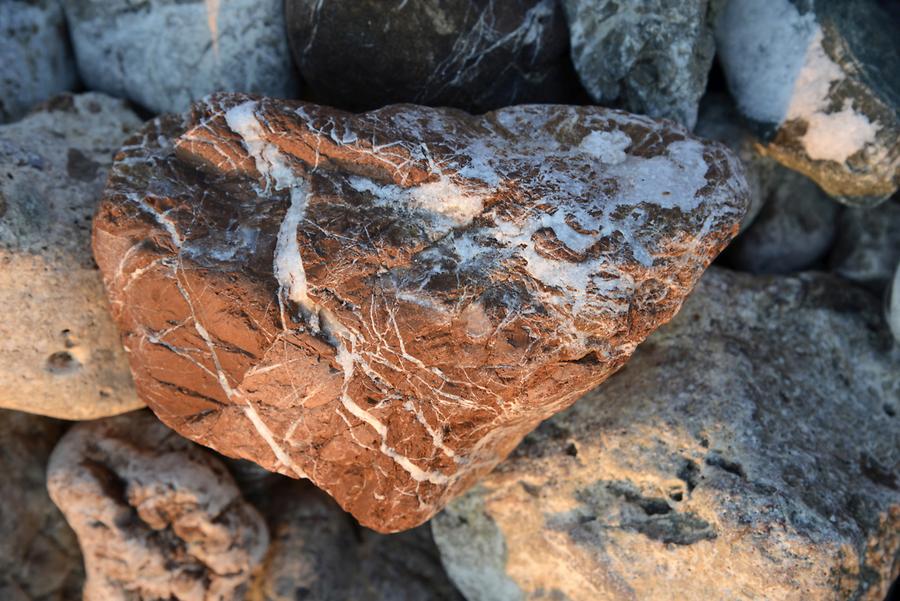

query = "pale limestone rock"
(433, 267), (900, 601)
(0, 93), (144, 419)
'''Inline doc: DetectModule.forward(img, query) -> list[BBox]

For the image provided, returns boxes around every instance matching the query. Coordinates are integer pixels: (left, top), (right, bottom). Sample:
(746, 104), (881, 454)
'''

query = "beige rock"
(433, 267), (900, 601)
(47, 411), (269, 601)
(0, 409), (83, 601)
(0, 93), (144, 419)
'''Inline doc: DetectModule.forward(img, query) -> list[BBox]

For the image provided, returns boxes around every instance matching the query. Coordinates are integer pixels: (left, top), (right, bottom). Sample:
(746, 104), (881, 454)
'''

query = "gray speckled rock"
(249, 480), (462, 601)
(725, 168), (840, 274)
(0, 409), (83, 601)
(433, 267), (900, 601)
(0, 93), (145, 419)
(47, 411), (270, 601)
(563, 0), (716, 128)
(716, 0), (900, 205)
(64, 0), (299, 114)
(830, 199), (900, 290)
(889, 263), (900, 343)
(0, 0), (78, 123)
(285, 0), (577, 113)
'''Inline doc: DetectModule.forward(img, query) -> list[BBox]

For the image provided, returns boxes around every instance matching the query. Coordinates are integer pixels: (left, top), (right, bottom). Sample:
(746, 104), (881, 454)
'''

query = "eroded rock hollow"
(93, 93), (749, 531)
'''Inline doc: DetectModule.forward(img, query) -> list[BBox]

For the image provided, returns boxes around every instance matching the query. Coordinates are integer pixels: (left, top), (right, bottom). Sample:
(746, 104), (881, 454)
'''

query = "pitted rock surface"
(716, 0), (900, 205)
(1, 92), (144, 419)
(47, 411), (269, 601)
(433, 268), (900, 601)
(93, 92), (749, 532)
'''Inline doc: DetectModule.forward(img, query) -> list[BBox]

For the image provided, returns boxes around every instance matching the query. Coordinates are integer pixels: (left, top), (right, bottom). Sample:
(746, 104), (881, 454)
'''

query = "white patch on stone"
(578, 130), (631, 165)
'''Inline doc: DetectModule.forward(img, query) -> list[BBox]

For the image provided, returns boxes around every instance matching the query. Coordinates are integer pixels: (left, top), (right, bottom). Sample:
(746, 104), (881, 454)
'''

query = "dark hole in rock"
(705, 454), (746, 479)
(46, 351), (82, 374)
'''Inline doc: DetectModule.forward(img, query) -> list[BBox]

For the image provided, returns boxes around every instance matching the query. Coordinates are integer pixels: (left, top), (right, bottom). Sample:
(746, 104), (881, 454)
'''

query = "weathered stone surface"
(0, 93), (144, 419)
(889, 263), (900, 343)
(716, 0), (900, 205)
(64, 0), (299, 114)
(724, 168), (839, 274)
(249, 480), (462, 601)
(0, 0), (78, 123)
(563, 0), (716, 128)
(47, 411), (269, 601)
(432, 267), (900, 601)
(0, 409), (83, 601)
(829, 198), (900, 289)
(285, 0), (577, 113)
(93, 92), (749, 532)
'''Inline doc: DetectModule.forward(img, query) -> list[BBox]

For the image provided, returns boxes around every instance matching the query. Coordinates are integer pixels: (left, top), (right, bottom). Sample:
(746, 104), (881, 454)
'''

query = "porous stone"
(562, 0), (716, 128)
(0, 0), (78, 123)
(0, 93), (144, 419)
(93, 93), (749, 532)
(0, 409), (83, 601)
(249, 480), (462, 601)
(715, 0), (900, 205)
(829, 198), (900, 289)
(47, 411), (269, 601)
(64, 0), (299, 114)
(724, 168), (840, 274)
(433, 267), (900, 601)
(285, 0), (577, 112)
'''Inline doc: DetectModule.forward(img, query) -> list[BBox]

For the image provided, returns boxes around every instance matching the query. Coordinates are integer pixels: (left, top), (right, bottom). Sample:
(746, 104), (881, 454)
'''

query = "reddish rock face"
(93, 93), (748, 532)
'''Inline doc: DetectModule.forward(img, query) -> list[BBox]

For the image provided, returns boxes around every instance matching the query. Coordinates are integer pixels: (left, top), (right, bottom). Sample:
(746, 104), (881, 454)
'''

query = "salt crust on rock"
(0, 93), (145, 419)
(716, 0), (900, 204)
(47, 411), (269, 601)
(433, 267), (900, 601)
(93, 93), (749, 532)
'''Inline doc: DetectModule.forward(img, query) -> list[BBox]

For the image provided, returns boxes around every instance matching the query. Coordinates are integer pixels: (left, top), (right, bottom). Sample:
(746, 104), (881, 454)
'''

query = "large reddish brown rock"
(93, 93), (749, 532)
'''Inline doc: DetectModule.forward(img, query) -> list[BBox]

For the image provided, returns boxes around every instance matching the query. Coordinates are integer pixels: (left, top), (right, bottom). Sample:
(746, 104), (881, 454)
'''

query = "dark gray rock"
(563, 0), (716, 128)
(433, 267), (900, 601)
(725, 168), (840, 274)
(830, 199), (900, 289)
(285, 0), (578, 112)
(0, 0), (78, 123)
(249, 480), (462, 601)
(715, 0), (900, 205)
(0, 409), (83, 601)
(64, 0), (299, 114)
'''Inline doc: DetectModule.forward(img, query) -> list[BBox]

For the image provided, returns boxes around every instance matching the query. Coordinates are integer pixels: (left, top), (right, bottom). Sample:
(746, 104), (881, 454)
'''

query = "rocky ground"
(0, 1), (897, 600)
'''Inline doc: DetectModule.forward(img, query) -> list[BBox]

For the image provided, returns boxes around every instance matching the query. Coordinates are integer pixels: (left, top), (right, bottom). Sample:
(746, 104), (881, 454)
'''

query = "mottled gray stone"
(725, 168), (840, 274)
(64, 0), (299, 114)
(0, 409), (83, 601)
(285, 0), (577, 113)
(563, 0), (716, 128)
(249, 480), (463, 601)
(0, 0), (78, 123)
(888, 263), (900, 343)
(433, 267), (900, 601)
(830, 199), (900, 290)
(0, 93), (145, 419)
(716, 0), (900, 205)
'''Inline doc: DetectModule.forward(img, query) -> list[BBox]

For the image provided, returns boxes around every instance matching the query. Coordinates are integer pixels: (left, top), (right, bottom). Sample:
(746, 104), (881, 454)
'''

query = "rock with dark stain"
(0, 93), (145, 419)
(562, 0), (717, 128)
(285, 0), (578, 112)
(248, 480), (462, 601)
(47, 411), (269, 601)
(716, 0), (900, 205)
(0, 0), (78, 123)
(432, 267), (900, 601)
(0, 409), (83, 601)
(92, 92), (748, 532)
(64, 0), (299, 114)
